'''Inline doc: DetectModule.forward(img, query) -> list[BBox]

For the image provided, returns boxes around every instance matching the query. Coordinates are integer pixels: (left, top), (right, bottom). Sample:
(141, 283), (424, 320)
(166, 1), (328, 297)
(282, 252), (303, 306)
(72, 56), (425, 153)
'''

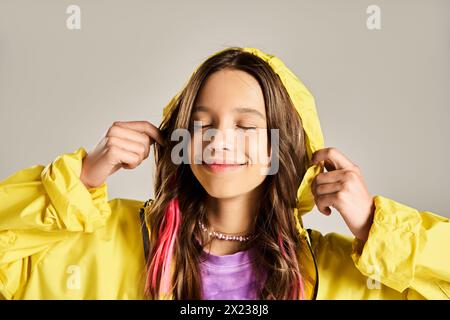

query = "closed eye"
(236, 125), (257, 130)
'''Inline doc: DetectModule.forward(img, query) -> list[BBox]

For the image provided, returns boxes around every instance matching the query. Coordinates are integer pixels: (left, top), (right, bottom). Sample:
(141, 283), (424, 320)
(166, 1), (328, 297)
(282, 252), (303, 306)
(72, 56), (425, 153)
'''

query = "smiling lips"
(202, 161), (247, 173)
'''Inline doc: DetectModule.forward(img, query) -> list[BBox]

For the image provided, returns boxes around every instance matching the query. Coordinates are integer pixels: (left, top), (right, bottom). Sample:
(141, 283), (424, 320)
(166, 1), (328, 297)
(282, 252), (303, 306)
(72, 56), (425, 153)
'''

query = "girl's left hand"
(311, 147), (376, 242)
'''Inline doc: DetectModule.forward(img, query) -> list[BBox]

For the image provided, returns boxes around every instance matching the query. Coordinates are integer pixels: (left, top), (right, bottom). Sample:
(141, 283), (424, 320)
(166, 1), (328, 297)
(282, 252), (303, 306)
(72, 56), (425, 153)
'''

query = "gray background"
(1, 0), (448, 236)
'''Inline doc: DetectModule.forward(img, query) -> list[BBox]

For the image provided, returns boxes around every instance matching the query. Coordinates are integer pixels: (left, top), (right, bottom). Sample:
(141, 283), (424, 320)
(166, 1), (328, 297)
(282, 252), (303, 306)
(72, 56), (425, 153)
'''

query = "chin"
(190, 164), (267, 199)
(201, 181), (250, 199)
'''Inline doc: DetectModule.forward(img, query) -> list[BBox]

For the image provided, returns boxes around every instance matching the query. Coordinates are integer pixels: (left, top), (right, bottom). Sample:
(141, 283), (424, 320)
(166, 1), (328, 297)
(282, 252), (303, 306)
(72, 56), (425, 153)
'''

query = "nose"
(203, 127), (248, 165)
(205, 128), (233, 153)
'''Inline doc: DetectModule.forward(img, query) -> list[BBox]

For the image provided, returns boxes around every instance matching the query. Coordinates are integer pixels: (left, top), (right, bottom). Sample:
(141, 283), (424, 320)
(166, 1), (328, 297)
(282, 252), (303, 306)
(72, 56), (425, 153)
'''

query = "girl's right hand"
(80, 121), (165, 189)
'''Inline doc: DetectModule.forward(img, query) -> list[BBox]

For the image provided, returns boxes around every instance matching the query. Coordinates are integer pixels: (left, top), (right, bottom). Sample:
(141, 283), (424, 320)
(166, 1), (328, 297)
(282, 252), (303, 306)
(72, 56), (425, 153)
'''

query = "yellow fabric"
(0, 148), (147, 299)
(1, 48), (450, 299)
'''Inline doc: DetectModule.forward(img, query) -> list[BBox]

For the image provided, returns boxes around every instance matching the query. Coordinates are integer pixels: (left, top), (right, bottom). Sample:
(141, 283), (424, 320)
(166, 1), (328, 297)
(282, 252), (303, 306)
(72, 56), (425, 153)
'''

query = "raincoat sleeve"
(0, 147), (111, 298)
(309, 195), (450, 299)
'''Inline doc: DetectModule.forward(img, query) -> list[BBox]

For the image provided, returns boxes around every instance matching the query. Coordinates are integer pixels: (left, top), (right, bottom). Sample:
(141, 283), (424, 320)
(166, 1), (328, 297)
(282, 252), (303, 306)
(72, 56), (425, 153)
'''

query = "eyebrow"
(193, 105), (266, 120)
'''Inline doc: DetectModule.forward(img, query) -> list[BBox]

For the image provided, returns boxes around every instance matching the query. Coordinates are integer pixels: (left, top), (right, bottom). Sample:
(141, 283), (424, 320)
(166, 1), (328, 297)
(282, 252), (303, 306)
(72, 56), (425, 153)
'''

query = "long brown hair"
(145, 47), (308, 299)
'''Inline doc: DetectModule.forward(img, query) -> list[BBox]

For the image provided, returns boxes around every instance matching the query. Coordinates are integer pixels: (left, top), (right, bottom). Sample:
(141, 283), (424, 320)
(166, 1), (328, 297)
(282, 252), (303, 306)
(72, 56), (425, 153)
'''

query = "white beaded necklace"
(198, 219), (255, 242)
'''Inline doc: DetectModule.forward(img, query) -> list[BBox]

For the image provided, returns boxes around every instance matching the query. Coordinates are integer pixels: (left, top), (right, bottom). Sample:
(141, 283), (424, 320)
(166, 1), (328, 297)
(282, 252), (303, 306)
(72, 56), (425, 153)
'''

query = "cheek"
(244, 135), (270, 187)
(246, 133), (269, 165)
(188, 131), (203, 164)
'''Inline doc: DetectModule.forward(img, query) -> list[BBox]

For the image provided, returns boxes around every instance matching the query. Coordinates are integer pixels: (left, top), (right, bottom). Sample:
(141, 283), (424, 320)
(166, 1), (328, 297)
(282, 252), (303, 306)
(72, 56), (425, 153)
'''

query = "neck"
(202, 187), (262, 256)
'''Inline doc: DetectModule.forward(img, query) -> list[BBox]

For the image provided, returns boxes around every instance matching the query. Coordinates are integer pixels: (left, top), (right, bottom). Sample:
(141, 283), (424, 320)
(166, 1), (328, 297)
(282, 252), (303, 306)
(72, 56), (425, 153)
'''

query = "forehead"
(194, 69), (265, 116)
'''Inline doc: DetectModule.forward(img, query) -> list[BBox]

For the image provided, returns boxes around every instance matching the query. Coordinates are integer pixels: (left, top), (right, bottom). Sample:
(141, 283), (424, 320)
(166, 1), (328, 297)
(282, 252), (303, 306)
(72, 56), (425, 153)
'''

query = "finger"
(313, 170), (346, 188)
(312, 181), (343, 197)
(105, 136), (149, 161)
(107, 124), (150, 146)
(312, 147), (355, 171)
(105, 144), (142, 170)
(315, 193), (339, 216)
(114, 121), (165, 147)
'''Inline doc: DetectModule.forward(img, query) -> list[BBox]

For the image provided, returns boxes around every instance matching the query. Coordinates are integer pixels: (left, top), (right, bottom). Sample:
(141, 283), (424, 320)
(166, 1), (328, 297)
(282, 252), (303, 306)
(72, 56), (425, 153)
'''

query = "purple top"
(199, 247), (266, 300)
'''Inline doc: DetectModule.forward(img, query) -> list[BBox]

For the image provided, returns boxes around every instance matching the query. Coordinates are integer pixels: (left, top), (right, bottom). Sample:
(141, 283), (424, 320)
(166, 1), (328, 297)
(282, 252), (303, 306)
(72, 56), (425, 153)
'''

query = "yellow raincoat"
(1, 48), (449, 300)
